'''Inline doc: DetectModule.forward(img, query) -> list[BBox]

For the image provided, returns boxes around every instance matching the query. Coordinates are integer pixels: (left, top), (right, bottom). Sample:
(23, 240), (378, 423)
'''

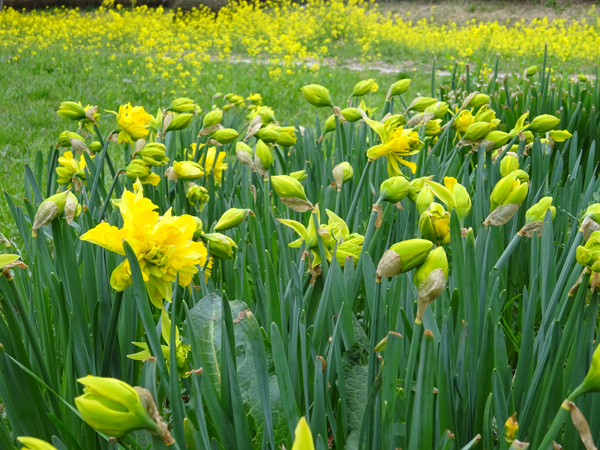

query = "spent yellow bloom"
(110, 103), (152, 144)
(80, 188), (210, 307)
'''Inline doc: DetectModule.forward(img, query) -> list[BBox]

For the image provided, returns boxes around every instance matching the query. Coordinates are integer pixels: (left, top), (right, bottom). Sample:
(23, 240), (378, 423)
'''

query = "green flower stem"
(537, 406), (570, 450)
(100, 290), (124, 377)
(264, 178), (271, 249)
(494, 233), (522, 271)
(346, 160), (372, 228)
(353, 201), (383, 300)
(403, 322), (423, 413)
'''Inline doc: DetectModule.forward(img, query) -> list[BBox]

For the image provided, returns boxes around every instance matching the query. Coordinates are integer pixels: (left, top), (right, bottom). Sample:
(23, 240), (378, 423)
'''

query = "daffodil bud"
(351, 78), (378, 97)
(254, 127), (280, 143)
(75, 376), (161, 439)
(125, 160), (160, 186)
(89, 141), (103, 153)
(469, 93), (490, 108)
(235, 141), (254, 168)
(419, 202), (451, 244)
(58, 131), (85, 148)
(290, 170), (308, 182)
(165, 161), (204, 181)
(201, 233), (237, 259)
(341, 108), (363, 122)
(483, 131), (510, 149)
(192, 216), (204, 240)
(276, 126), (297, 147)
(525, 197), (555, 223)
(186, 183), (209, 209)
(474, 105), (496, 123)
(166, 97), (197, 113)
(413, 246), (448, 287)
(463, 122), (491, 142)
(32, 191), (69, 237)
(525, 65), (538, 77)
(333, 162), (354, 190)
(500, 152), (519, 177)
(57, 101), (87, 121)
(549, 130), (572, 142)
(214, 208), (253, 231)
(504, 413), (519, 443)
(406, 96), (438, 112)
(584, 204), (600, 223)
(254, 139), (273, 176)
(444, 177), (471, 219)
(323, 115), (336, 136)
(135, 142), (169, 166)
(203, 109), (223, 128)
(407, 176), (433, 202)
(166, 113), (193, 132)
(258, 106), (276, 124)
(514, 169), (529, 183)
(424, 101), (449, 119)
(17, 437), (57, 450)
(569, 342), (600, 400)
(65, 192), (81, 225)
(212, 128), (239, 144)
(388, 79), (411, 97)
(384, 114), (405, 127)
(291, 417), (315, 450)
(416, 185), (434, 215)
(271, 175), (308, 200)
(379, 176), (410, 203)
(490, 172), (529, 212)
(528, 114), (561, 133)
(577, 73), (589, 83)
(300, 84), (334, 108)
(576, 231), (600, 271)
(377, 239), (433, 279)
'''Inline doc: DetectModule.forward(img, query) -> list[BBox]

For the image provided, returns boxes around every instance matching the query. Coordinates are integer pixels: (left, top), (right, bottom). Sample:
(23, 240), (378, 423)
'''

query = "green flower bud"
(424, 101), (449, 119)
(201, 232), (237, 260)
(416, 185), (434, 215)
(187, 183), (209, 210)
(32, 191), (69, 237)
(500, 152), (519, 177)
(58, 131), (85, 148)
(525, 65), (538, 77)
(333, 162), (354, 190)
(384, 114), (405, 127)
(324, 115), (336, 135)
(444, 177), (471, 219)
(490, 172), (529, 211)
(576, 231), (600, 271)
(577, 73), (589, 83)
(406, 96), (438, 112)
(341, 108), (363, 122)
(379, 176), (410, 203)
(474, 106), (496, 123)
(290, 170), (308, 182)
(254, 127), (280, 143)
(275, 126), (297, 147)
(235, 141), (254, 167)
(523, 131), (534, 143)
(203, 109), (223, 128)
(254, 139), (273, 175)
(166, 97), (197, 113)
(484, 131), (510, 149)
(413, 246), (448, 288)
(584, 204), (600, 223)
(351, 78), (378, 97)
(469, 93), (490, 108)
(569, 342), (600, 400)
(389, 79), (411, 97)
(165, 161), (204, 181)
(463, 122), (491, 142)
(192, 216), (204, 240)
(419, 202), (451, 244)
(65, 192), (81, 225)
(75, 376), (160, 438)
(549, 130), (573, 142)
(300, 84), (334, 108)
(407, 176), (433, 202)
(17, 437), (57, 450)
(135, 142), (169, 166)
(89, 141), (103, 153)
(212, 128), (239, 145)
(57, 101), (87, 121)
(258, 106), (276, 124)
(166, 113), (193, 132)
(378, 239), (433, 278)
(528, 114), (561, 133)
(525, 196), (555, 223)
(271, 175), (308, 200)
(214, 208), (253, 232)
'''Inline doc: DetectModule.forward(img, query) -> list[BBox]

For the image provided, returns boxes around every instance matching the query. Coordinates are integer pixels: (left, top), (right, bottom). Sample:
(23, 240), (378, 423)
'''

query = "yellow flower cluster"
(1, 0), (598, 92)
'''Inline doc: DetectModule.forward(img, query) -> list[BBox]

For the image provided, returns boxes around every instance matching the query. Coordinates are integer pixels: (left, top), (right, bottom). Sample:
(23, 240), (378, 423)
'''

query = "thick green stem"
(537, 407), (569, 450)
(346, 160), (372, 228)
(100, 290), (124, 377)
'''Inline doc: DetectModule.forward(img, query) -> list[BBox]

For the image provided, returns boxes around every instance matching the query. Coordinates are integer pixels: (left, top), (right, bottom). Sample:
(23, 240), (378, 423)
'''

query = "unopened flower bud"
(490, 172), (529, 211)
(500, 152), (519, 177)
(407, 176), (433, 202)
(165, 161), (204, 181)
(135, 142), (169, 166)
(463, 122), (491, 142)
(214, 208), (253, 231)
(166, 97), (197, 113)
(525, 197), (555, 224)
(89, 141), (103, 153)
(525, 65), (538, 77)
(187, 183), (209, 210)
(65, 192), (81, 225)
(388, 79), (411, 98)
(406, 96), (438, 112)
(379, 176), (410, 203)
(351, 78), (378, 97)
(341, 108), (363, 122)
(504, 413), (519, 443)
(469, 93), (490, 108)
(413, 246), (448, 287)
(323, 115), (336, 135)
(291, 417), (314, 450)
(235, 142), (254, 168)
(126, 160), (160, 186)
(254, 139), (273, 176)
(424, 101), (449, 119)
(192, 216), (204, 240)
(419, 202), (451, 244)
(32, 191), (69, 237)
(17, 437), (57, 450)
(569, 342), (600, 400)
(212, 128), (239, 145)
(377, 239), (433, 280)
(576, 231), (600, 271)
(484, 131), (510, 149)
(276, 126), (297, 147)
(201, 233), (237, 260)
(528, 114), (561, 133)
(255, 126), (280, 143)
(416, 185), (434, 215)
(333, 162), (354, 190)
(474, 106), (496, 123)
(549, 130), (572, 142)
(57, 101), (87, 121)
(58, 131), (85, 148)
(290, 170), (308, 182)
(203, 109), (223, 128)
(271, 175), (308, 200)
(300, 84), (334, 108)
(414, 247), (448, 323)
(444, 177), (471, 219)
(166, 113), (193, 132)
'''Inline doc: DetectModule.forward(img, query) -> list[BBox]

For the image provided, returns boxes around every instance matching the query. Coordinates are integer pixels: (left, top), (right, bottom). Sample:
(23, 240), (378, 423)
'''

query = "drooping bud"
(212, 128), (239, 145)
(254, 126), (280, 143)
(351, 78), (378, 97)
(135, 142), (169, 166)
(165, 161), (204, 181)
(65, 192), (81, 225)
(525, 65), (538, 77)
(414, 250), (447, 324)
(416, 185), (434, 215)
(32, 191), (69, 237)
(17, 437), (58, 450)
(568, 342), (600, 400)
(468, 93), (490, 108)
(407, 176), (434, 202)
(377, 239), (433, 280)
(483, 131), (510, 150)
(424, 101), (449, 119)
(490, 172), (529, 212)
(125, 160), (160, 186)
(166, 113), (193, 132)
(525, 197), (555, 224)
(406, 96), (438, 113)
(166, 97), (197, 113)
(341, 108), (363, 122)
(414, 246), (448, 287)
(549, 130), (572, 142)
(528, 114), (561, 133)
(388, 79), (411, 99)
(275, 127), (297, 147)
(576, 231), (600, 272)
(462, 122), (491, 142)
(333, 162), (354, 191)
(89, 141), (103, 153)
(214, 208), (253, 232)
(200, 233), (237, 260)
(379, 176), (410, 203)
(203, 109), (223, 128)
(254, 139), (273, 178)
(271, 175), (308, 200)
(300, 84), (334, 108)
(58, 131), (85, 148)
(500, 152), (520, 177)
